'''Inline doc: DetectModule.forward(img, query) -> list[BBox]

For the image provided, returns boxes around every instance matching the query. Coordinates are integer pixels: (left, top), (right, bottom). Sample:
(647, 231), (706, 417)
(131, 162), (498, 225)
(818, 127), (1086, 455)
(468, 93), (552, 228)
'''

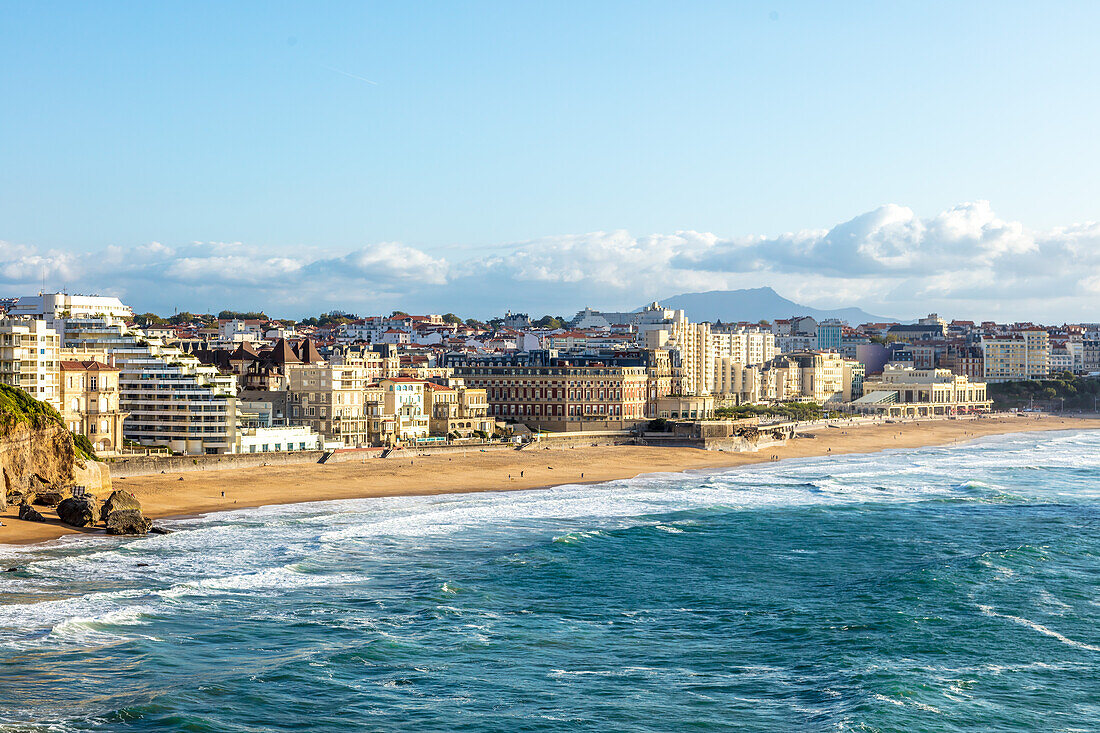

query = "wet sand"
(2, 415), (1096, 546)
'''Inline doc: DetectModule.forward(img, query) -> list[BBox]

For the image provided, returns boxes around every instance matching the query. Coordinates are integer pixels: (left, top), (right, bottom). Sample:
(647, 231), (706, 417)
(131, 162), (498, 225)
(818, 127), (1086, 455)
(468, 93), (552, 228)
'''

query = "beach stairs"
(380, 448), (395, 459)
(318, 450), (335, 464)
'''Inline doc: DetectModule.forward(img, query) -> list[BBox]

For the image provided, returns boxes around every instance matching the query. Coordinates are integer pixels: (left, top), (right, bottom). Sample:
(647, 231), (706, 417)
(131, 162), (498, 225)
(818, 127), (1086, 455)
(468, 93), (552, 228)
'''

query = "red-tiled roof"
(59, 360), (117, 371)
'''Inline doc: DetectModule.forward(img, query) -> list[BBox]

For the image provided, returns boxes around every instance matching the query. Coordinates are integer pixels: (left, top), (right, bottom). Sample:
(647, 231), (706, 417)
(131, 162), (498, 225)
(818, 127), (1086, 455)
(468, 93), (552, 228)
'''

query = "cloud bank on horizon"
(2, 201), (1097, 322)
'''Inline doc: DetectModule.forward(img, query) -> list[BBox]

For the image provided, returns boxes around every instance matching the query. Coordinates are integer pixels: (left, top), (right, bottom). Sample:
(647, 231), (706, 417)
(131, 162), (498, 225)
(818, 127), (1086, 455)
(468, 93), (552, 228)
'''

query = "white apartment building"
(0, 318), (61, 409)
(63, 318), (239, 454)
(9, 293), (132, 334)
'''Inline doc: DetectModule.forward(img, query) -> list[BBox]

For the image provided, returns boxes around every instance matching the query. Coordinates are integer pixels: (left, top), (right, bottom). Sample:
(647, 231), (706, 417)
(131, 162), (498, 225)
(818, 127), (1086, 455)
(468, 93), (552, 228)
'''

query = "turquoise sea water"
(1, 429), (1099, 732)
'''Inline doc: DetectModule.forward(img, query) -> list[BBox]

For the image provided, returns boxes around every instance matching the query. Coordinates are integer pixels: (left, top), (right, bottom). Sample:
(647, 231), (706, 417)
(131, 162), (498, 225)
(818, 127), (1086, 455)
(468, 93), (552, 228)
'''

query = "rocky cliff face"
(0, 422), (111, 510)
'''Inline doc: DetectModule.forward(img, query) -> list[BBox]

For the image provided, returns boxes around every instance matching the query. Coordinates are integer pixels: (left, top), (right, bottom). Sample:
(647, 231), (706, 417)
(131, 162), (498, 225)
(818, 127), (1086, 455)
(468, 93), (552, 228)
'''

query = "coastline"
(2, 415), (1096, 547)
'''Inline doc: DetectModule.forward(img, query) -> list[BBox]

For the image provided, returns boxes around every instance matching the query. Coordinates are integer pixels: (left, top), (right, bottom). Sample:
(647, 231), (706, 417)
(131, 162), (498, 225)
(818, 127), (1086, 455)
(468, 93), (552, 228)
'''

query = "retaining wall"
(108, 450), (325, 477)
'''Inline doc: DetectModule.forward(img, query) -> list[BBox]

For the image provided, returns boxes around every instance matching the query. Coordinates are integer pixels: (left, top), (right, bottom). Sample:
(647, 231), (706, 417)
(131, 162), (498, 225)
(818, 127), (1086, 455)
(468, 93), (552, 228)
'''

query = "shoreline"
(2, 415), (1097, 547)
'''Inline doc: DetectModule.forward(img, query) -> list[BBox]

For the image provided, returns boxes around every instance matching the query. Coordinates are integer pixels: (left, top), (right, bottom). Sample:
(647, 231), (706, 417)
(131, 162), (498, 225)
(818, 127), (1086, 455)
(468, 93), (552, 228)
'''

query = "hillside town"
(0, 291), (1092, 457)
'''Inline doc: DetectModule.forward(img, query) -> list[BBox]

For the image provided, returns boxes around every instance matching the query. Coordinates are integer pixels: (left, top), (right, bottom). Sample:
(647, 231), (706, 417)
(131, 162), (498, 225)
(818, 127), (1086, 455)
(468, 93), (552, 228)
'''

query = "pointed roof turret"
(229, 341), (261, 361)
(266, 338), (301, 365)
(297, 338), (324, 363)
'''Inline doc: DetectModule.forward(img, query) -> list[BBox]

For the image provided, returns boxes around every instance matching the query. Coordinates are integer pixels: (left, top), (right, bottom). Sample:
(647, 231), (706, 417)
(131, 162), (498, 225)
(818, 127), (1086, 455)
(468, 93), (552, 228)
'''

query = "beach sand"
(2, 415), (1096, 546)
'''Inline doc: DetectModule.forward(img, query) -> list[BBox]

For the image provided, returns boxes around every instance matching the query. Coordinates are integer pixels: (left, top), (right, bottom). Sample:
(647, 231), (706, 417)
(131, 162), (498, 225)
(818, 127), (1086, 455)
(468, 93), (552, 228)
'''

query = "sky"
(2, 1), (1100, 321)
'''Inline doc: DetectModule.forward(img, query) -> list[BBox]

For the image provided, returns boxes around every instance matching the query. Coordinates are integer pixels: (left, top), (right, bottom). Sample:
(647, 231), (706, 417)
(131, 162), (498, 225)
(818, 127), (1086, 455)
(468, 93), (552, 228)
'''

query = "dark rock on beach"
(105, 509), (151, 535)
(57, 496), (98, 527)
(18, 502), (46, 522)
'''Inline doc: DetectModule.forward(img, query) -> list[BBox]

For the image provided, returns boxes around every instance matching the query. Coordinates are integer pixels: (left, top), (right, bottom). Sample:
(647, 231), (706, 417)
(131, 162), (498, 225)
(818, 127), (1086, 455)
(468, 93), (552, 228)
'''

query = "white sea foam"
(978, 604), (1100, 652)
(3, 428), (1099, 655)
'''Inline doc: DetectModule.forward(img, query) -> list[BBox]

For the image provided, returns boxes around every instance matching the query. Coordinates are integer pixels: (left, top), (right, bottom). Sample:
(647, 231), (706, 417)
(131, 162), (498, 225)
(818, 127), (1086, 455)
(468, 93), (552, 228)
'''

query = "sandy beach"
(2, 414), (1096, 546)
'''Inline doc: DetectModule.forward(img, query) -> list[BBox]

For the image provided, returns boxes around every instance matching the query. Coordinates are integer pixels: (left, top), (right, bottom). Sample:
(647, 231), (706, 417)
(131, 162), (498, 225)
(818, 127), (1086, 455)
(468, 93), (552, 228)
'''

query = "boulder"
(105, 509), (150, 536)
(33, 489), (69, 507)
(103, 490), (142, 516)
(56, 496), (97, 527)
(18, 502), (45, 522)
(148, 525), (173, 535)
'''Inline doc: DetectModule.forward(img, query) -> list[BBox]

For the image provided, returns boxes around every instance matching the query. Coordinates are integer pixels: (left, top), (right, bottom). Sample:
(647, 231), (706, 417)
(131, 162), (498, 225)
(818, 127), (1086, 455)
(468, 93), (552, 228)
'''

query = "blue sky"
(2, 2), (1100, 320)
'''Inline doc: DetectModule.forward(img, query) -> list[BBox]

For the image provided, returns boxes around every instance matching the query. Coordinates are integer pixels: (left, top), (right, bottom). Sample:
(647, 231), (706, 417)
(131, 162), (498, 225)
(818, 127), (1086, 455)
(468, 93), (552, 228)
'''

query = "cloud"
(310, 242), (448, 285)
(1, 201), (1099, 320)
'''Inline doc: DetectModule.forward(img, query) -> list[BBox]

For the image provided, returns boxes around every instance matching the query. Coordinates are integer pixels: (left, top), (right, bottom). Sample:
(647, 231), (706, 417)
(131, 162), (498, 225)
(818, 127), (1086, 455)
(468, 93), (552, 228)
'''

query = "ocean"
(1, 429), (1099, 732)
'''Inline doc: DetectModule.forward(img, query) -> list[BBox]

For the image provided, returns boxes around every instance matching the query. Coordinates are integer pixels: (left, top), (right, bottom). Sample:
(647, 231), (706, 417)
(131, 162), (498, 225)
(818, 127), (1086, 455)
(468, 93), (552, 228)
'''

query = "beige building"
(453, 359), (650, 432)
(59, 357), (127, 455)
(789, 352), (848, 404)
(424, 382), (493, 437)
(981, 330), (1050, 382)
(379, 378), (430, 442)
(853, 365), (992, 416)
(285, 362), (372, 446)
(0, 317), (61, 410)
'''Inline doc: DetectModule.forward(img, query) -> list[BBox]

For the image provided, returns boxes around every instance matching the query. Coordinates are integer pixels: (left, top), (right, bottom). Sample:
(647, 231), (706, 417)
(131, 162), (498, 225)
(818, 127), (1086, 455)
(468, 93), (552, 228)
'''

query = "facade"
(787, 352), (848, 404)
(853, 366), (992, 416)
(379, 378), (430, 442)
(58, 358), (126, 455)
(448, 351), (649, 431)
(285, 363), (371, 447)
(9, 293), (132, 334)
(424, 382), (493, 437)
(816, 320), (843, 351)
(63, 319), (239, 454)
(981, 330), (1050, 382)
(0, 318), (61, 409)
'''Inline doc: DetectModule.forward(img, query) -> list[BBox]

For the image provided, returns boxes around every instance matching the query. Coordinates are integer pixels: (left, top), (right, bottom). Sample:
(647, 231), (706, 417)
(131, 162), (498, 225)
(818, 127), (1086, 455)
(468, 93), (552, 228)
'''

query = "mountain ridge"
(647, 287), (898, 324)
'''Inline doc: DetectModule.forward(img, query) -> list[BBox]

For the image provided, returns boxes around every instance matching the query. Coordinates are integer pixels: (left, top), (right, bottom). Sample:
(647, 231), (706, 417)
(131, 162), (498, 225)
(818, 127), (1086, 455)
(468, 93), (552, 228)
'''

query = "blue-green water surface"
(1, 429), (1099, 731)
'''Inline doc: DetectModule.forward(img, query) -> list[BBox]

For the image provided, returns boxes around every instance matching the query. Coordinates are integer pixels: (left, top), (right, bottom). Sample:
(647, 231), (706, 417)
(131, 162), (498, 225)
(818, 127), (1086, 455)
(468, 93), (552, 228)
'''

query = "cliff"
(0, 385), (111, 510)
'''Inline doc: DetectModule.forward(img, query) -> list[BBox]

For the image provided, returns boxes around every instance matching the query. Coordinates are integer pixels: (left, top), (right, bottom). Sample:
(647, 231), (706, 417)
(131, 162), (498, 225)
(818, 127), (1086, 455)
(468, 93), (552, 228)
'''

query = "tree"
(390, 310), (409, 318)
(465, 318), (484, 328)
(534, 315), (564, 329)
(133, 312), (166, 326)
(442, 313), (462, 324)
(218, 310), (267, 321)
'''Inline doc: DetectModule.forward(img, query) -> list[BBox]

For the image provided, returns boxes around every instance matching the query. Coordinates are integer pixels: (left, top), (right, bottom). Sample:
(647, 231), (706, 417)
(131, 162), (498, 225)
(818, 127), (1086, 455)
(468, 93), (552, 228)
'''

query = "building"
(235, 401), (322, 453)
(58, 358), (126, 455)
(284, 363), (372, 447)
(981, 330), (1050, 382)
(0, 318), (61, 409)
(379, 378), (430, 442)
(9, 293), (133, 334)
(424, 382), (493, 438)
(787, 352), (848, 404)
(447, 351), (649, 431)
(63, 318), (239, 454)
(816, 319), (843, 351)
(852, 366), (992, 416)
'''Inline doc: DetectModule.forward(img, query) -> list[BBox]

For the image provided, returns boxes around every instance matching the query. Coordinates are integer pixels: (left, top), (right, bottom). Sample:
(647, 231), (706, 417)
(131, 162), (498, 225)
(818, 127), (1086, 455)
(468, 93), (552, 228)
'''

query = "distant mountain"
(649, 287), (897, 325)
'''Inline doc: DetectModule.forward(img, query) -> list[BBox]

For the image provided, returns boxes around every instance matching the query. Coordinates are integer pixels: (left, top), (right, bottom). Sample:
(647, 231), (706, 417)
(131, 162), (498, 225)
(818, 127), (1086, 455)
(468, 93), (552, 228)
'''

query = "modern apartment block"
(8, 293), (133, 334)
(981, 329), (1051, 382)
(0, 317), (62, 409)
(63, 318), (239, 454)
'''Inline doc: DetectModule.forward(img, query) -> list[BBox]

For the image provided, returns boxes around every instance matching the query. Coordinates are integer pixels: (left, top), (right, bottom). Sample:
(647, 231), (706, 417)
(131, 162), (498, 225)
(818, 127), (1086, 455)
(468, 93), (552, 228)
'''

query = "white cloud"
(1, 201), (1099, 320)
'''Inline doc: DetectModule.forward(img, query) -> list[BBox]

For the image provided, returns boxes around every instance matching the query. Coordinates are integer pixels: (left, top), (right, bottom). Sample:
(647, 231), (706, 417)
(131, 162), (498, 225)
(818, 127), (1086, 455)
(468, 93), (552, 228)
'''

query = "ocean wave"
(978, 604), (1100, 652)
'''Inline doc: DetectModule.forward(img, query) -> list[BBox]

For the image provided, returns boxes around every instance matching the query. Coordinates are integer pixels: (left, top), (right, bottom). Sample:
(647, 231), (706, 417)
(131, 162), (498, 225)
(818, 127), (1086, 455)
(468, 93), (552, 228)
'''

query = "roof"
(852, 390), (899, 405)
(59, 359), (118, 371)
(296, 338), (324, 363)
(265, 338), (301, 365)
(229, 341), (261, 360)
